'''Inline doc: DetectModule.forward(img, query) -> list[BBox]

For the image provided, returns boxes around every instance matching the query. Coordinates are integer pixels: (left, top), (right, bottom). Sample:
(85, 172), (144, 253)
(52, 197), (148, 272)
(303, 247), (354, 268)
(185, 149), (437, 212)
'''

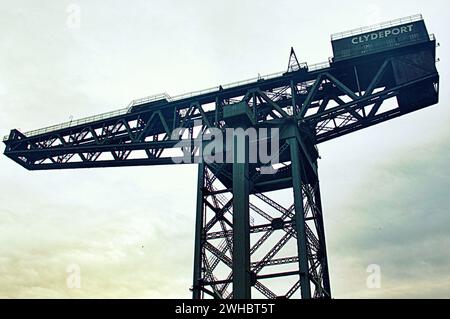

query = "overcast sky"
(0, 0), (449, 298)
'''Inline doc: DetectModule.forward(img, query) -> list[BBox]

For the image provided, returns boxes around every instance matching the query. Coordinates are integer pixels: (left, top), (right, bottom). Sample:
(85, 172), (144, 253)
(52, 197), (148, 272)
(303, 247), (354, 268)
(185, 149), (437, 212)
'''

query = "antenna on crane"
(287, 47), (301, 72)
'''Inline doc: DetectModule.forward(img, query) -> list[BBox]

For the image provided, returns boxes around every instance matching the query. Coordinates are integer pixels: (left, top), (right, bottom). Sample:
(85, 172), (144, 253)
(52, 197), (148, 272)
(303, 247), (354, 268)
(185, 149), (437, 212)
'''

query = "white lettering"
(175, 303), (210, 317)
(350, 24), (415, 45)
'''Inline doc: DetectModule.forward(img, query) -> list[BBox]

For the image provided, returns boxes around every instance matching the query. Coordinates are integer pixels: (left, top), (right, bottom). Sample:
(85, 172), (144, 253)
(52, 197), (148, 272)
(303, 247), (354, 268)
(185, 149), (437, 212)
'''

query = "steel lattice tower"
(3, 15), (439, 299)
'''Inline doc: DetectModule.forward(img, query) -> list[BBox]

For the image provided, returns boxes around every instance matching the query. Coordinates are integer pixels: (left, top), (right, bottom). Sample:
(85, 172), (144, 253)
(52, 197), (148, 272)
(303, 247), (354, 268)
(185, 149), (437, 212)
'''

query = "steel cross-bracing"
(3, 16), (439, 299)
(192, 129), (331, 299)
(4, 56), (439, 170)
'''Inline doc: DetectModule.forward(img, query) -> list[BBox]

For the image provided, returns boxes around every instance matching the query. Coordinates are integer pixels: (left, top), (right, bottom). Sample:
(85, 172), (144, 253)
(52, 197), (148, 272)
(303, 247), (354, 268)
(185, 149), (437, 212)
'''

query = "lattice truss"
(194, 157), (330, 299)
(4, 57), (432, 170)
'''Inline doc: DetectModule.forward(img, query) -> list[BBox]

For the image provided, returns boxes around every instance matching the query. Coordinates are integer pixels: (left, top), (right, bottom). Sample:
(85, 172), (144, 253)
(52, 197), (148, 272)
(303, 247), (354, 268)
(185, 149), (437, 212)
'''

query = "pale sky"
(0, 0), (449, 298)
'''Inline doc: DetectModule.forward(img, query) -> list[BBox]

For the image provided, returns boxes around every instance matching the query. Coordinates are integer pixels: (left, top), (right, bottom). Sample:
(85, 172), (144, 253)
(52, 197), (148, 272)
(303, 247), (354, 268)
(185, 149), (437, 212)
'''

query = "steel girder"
(3, 55), (439, 170)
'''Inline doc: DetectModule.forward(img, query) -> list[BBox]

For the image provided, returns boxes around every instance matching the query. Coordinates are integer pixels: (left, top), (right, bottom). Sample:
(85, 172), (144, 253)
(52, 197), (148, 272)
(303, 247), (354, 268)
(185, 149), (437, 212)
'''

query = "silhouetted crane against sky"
(3, 15), (439, 299)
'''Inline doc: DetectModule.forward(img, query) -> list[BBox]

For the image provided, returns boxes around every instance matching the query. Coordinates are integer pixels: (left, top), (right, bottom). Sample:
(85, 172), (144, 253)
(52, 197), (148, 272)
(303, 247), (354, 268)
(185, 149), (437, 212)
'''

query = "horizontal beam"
(3, 56), (439, 170)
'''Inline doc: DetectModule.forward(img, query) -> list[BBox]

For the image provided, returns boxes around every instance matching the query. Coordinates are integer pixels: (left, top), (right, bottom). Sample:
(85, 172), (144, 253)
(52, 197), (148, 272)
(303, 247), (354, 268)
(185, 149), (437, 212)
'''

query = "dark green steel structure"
(3, 15), (440, 299)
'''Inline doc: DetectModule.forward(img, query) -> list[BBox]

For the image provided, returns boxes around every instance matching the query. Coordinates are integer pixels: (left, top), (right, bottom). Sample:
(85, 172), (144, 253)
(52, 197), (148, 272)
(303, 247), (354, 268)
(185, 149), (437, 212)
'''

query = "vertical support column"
(354, 66), (362, 97)
(192, 163), (205, 299)
(288, 137), (312, 299)
(232, 131), (251, 299)
(291, 80), (298, 116)
(313, 177), (332, 297)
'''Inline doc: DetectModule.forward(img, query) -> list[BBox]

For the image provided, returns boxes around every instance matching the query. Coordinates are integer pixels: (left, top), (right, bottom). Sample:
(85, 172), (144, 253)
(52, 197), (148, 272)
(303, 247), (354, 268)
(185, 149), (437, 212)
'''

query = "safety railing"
(331, 14), (423, 41)
(2, 64), (332, 141)
(308, 60), (331, 72)
(127, 93), (173, 110)
(3, 108), (130, 141)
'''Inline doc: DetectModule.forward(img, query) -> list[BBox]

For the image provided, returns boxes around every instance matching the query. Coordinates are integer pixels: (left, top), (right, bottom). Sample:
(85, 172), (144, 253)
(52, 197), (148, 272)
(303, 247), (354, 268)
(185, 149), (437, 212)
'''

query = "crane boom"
(3, 25), (439, 170)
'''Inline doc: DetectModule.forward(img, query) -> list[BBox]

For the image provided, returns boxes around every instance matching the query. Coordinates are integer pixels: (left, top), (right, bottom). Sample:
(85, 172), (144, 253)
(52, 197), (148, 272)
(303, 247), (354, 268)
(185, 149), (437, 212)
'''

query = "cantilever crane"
(3, 15), (439, 299)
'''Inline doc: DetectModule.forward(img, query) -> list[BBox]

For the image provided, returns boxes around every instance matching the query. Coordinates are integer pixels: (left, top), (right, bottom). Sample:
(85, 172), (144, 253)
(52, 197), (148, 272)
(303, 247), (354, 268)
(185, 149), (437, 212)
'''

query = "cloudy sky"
(0, 0), (449, 298)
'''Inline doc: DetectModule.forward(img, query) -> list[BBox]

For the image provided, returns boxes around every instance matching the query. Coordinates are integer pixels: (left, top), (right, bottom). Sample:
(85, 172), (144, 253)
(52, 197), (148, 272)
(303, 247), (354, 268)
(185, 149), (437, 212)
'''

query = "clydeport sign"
(350, 24), (414, 44)
(332, 19), (429, 61)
